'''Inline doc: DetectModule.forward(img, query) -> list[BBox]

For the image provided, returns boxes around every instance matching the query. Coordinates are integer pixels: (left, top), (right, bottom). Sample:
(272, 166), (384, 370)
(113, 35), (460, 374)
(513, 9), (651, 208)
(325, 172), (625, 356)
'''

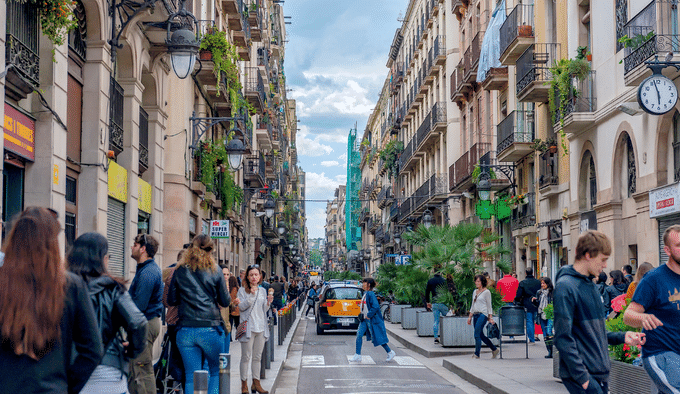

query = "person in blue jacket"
(350, 278), (396, 362)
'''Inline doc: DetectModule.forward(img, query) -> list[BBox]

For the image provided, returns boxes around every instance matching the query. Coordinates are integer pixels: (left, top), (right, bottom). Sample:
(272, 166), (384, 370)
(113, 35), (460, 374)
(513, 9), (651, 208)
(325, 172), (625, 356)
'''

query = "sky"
(284, 0), (410, 239)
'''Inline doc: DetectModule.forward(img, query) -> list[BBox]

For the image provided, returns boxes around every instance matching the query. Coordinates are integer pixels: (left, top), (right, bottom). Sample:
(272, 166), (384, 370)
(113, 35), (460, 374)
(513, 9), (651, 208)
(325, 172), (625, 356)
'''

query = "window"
(65, 212), (76, 247)
(625, 134), (636, 197)
(616, 0), (628, 52)
(589, 156), (597, 208)
(139, 108), (149, 173)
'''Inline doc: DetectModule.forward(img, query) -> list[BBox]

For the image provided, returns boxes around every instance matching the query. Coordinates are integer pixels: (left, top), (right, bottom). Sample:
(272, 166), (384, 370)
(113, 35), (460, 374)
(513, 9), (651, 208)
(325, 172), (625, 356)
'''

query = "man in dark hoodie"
(515, 267), (542, 343)
(555, 230), (645, 394)
(425, 270), (447, 344)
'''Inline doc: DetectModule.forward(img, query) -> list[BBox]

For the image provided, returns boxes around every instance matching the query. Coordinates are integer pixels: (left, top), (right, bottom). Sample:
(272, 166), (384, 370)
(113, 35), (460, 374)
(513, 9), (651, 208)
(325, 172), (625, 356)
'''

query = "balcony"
(449, 142), (491, 192)
(451, 65), (470, 104)
(5, 1), (40, 101)
(539, 150), (560, 196)
(496, 110), (535, 162)
(391, 62), (404, 94)
(516, 43), (561, 103)
(224, 0), (244, 30)
(248, 0), (263, 42)
(499, 4), (535, 65)
(620, 1), (680, 86)
(399, 196), (414, 222)
(109, 77), (125, 155)
(390, 203), (399, 222)
(398, 136), (415, 172)
(554, 71), (597, 136)
(256, 120), (273, 150)
(463, 31), (484, 83)
(452, 0), (469, 21)
(511, 192), (536, 232)
(244, 151), (266, 187)
(411, 173), (448, 216)
(244, 67), (265, 110)
(378, 186), (393, 209)
(481, 67), (509, 91)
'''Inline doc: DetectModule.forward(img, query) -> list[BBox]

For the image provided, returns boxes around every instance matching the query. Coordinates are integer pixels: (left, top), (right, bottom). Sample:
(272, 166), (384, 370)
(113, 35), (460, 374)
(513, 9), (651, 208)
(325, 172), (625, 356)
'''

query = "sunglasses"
(136, 233), (148, 246)
(248, 264), (260, 269)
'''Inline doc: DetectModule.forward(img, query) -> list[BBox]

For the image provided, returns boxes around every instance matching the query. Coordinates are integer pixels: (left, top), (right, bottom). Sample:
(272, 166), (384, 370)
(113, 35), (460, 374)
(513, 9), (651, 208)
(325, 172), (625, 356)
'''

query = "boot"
(545, 338), (554, 359)
(241, 380), (249, 394)
(251, 378), (269, 394)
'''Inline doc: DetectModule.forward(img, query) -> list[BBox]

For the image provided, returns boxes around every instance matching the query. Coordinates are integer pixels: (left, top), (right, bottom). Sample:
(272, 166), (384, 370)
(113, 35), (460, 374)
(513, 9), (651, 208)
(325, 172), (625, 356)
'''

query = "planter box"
(401, 307), (426, 329)
(416, 311), (434, 337)
(390, 305), (409, 324)
(610, 360), (657, 394)
(439, 316), (500, 347)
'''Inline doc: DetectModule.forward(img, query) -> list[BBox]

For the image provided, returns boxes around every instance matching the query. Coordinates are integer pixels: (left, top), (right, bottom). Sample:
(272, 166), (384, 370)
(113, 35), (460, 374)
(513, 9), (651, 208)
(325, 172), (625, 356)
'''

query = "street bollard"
(278, 311), (283, 346)
(194, 370), (209, 394)
(219, 353), (230, 394)
(261, 337), (268, 378)
(269, 320), (275, 362)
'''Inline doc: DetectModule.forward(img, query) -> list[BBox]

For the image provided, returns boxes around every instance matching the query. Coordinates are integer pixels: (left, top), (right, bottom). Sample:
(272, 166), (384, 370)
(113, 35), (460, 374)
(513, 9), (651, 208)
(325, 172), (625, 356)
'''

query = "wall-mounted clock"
(637, 74), (678, 115)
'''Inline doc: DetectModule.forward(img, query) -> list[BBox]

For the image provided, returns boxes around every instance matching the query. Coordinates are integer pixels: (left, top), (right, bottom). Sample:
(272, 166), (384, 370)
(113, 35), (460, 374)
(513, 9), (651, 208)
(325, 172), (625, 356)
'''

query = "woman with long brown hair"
(0, 207), (103, 393)
(169, 234), (230, 394)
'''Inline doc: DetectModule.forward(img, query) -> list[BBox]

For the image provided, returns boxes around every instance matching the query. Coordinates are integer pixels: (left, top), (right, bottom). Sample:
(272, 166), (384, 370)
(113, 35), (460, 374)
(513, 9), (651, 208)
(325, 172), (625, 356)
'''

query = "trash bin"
(499, 304), (528, 359)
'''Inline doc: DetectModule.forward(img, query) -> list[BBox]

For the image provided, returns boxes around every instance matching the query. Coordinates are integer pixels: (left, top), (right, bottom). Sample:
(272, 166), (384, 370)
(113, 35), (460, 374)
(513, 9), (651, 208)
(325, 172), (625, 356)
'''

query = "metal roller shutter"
(658, 214), (680, 266)
(107, 198), (126, 277)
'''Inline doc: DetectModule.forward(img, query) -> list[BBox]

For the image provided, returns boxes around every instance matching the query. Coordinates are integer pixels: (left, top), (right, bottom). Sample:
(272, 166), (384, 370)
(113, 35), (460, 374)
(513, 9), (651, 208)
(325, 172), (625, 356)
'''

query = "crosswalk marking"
(392, 356), (421, 366)
(301, 355), (324, 365)
(346, 355), (376, 364)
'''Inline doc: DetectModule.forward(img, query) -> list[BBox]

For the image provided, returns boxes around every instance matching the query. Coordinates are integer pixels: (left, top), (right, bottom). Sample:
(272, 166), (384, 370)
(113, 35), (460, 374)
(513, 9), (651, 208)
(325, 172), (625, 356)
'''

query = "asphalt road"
(293, 316), (469, 394)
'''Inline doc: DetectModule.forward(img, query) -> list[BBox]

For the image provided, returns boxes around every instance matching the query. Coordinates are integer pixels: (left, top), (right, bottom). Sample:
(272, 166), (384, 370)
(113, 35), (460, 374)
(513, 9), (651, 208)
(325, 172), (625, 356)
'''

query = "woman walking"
(350, 278), (396, 363)
(625, 262), (654, 300)
(237, 265), (274, 394)
(304, 283), (318, 317)
(467, 274), (499, 359)
(0, 207), (103, 393)
(68, 232), (148, 393)
(229, 274), (241, 339)
(169, 235), (231, 394)
(604, 270), (628, 314)
(219, 264), (233, 354)
(532, 277), (554, 358)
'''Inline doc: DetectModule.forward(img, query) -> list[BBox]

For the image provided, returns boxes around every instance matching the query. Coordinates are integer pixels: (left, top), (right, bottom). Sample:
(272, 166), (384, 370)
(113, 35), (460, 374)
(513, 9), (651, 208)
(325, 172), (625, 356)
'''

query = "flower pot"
(548, 145), (558, 154)
(609, 359), (656, 394)
(518, 24), (532, 37)
(401, 307), (426, 330)
(199, 50), (213, 61)
(390, 304), (409, 324)
(416, 311), (434, 337)
(586, 54), (592, 61)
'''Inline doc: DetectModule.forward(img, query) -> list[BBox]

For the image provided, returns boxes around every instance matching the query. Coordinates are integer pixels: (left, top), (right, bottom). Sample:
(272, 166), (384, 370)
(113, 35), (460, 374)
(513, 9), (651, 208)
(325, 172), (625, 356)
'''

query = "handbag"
(234, 320), (247, 340)
(486, 321), (500, 339)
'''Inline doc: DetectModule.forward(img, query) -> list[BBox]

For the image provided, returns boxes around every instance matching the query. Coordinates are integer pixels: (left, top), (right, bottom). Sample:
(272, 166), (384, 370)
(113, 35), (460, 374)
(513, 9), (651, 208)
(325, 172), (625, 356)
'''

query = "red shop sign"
(4, 103), (35, 161)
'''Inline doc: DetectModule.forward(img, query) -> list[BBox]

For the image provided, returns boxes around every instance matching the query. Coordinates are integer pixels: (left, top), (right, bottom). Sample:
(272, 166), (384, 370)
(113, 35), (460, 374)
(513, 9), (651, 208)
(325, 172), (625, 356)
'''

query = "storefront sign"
(650, 182), (680, 218)
(107, 159), (128, 203)
(4, 103), (35, 161)
(210, 220), (230, 239)
(138, 178), (152, 214)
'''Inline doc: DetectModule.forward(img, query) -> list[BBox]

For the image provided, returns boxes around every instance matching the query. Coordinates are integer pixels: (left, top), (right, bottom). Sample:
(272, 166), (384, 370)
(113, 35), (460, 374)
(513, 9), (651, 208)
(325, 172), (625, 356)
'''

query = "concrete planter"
(416, 310), (434, 337)
(401, 307), (426, 329)
(609, 360), (657, 394)
(390, 304), (409, 324)
(439, 316), (499, 347)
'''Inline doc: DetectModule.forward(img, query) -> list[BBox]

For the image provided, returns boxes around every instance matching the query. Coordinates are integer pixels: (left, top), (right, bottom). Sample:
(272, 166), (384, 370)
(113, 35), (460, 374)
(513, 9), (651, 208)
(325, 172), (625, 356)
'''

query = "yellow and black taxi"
(315, 282), (364, 335)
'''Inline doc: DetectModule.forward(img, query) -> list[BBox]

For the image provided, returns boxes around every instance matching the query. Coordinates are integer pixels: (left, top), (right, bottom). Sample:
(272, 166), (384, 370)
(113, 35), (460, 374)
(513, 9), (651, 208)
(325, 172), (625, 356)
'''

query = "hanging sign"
(210, 220), (230, 239)
(4, 103), (35, 161)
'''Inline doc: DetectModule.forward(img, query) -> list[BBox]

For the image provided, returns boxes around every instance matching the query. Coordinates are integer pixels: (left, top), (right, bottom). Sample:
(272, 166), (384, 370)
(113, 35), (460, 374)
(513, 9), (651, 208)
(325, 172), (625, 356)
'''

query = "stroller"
(154, 328), (184, 394)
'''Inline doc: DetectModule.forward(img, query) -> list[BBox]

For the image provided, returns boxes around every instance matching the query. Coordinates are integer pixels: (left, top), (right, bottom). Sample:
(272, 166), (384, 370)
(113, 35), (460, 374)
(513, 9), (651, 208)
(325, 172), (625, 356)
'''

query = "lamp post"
(225, 138), (246, 170)
(422, 209), (433, 229)
(477, 171), (492, 201)
(263, 196), (276, 219)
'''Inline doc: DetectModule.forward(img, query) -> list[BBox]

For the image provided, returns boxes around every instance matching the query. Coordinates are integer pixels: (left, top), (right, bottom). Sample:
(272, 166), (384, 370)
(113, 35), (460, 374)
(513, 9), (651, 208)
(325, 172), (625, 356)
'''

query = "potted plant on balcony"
(378, 140), (404, 181)
(518, 23), (532, 38)
(529, 138), (548, 153)
(545, 137), (558, 154)
(199, 30), (240, 96)
(19, 0), (77, 52)
(547, 57), (590, 154)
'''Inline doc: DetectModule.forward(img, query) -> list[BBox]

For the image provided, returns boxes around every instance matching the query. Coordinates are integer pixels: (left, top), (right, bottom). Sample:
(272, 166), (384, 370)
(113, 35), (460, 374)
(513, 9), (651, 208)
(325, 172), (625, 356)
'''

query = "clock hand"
(654, 81), (661, 105)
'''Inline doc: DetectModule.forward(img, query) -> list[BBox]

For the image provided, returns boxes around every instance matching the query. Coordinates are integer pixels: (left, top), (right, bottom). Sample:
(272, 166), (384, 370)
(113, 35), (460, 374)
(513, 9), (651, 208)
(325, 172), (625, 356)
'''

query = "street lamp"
(166, 28), (199, 79)
(225, 137), (246, 170)
(422, 209), (433, 229)
(277, 222), (286, 235)
(263, 196), (276, 219)
(477, 170), (492, 201)
(394, 232), (401, 245)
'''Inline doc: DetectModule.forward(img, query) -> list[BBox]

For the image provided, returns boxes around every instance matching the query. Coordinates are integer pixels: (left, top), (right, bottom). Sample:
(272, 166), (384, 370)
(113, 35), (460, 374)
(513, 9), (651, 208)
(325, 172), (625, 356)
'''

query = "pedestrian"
(168, 235), (231, 394)
(128, 233), (164, 394)
(624, 225), (680, 394)
(604, 270), (627, 315)
(425, 269), (447, 344)
(349, 278), (396, 362)
(161, 246), (188, 385)
(239, 269), (246, 287)
(484, 271), (496, 289)
(531, 277), (554, 358)
(621, 264), (634, 285)
(229, 274), (241, 340)
(219, 264), (233, 353)
(288, 279), (299, 303)
(0, 207), (103, 393)
(554, 230), (645, 394)
(514, 267), (542, 343)
(68, 232), (149, 394)
(625, 262), (653, 300)
(237, 264), (274, 394)
(271, 275), (284, 310)
(304, 283), (319, 317)
(467, 274), (499, 359)
(496, 270), (520, 305)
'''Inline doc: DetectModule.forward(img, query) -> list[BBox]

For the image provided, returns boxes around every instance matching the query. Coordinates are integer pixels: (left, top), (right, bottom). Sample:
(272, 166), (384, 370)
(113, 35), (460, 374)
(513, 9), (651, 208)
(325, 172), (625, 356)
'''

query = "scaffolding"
(346, 125), (362, 252)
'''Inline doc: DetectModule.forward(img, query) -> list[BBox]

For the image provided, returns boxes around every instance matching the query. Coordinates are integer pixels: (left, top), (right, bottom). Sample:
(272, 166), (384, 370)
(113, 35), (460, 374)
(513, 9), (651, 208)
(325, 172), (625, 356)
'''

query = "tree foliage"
(309, 250), (323, 266)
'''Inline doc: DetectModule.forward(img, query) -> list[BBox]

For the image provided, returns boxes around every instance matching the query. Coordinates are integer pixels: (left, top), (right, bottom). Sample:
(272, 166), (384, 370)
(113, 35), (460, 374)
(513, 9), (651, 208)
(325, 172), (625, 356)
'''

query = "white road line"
(302, 365), (426, 369)
(346, 355), (376, 364)
(301, 355), (324, 365)
(392, 356), (422, 366)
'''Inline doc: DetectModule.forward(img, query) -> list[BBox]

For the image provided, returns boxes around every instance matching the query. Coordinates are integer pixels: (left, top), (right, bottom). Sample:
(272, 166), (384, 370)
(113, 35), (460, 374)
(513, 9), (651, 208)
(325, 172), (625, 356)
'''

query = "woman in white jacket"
(236, 265), (273, 394)
(467, 274), (499, 359)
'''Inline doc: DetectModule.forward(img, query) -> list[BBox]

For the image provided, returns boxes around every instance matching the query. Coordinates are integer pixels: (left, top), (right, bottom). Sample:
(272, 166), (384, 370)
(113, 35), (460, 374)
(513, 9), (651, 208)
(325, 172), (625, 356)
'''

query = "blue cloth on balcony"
(478, 0), (507, 82)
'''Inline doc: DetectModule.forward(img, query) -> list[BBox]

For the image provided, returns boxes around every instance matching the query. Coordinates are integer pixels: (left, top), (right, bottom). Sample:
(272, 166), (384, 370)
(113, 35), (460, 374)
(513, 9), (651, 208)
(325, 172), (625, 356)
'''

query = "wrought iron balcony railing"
(553, 71), (597, 125)
(500, 4), (534, 56)
(451, 142), (491, 190)
(497, 110), (535, 154)
(109, 77), (125, 154)
(516, 43), (561, 97)
(6, 0), (40, 91)
(539, 150), (559, 188)
(511, 192), (536, 231)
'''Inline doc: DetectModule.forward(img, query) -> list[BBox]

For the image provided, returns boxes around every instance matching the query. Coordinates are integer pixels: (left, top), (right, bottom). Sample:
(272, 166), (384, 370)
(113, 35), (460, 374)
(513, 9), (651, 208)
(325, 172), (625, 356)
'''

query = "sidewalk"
(384, 320), (567, 394)
(227, 308), (303, 394)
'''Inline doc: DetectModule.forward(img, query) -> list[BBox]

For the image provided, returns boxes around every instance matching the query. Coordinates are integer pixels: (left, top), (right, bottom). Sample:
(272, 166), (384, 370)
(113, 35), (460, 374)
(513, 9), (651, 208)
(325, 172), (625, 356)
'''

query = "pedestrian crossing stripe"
(300, 355), (424, 368)
(346, 355), (376, 364)
(392, 356), (420, 366)
(301, 355), (324, 365)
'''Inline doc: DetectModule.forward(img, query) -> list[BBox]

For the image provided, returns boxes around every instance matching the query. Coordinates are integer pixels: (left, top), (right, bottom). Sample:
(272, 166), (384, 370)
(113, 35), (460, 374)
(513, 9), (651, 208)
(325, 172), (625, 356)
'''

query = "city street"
(274, 316), (482, 394)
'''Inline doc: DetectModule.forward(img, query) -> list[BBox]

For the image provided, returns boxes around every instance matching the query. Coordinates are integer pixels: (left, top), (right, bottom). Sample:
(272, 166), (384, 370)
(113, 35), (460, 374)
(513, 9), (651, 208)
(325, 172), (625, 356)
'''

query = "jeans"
(355, 320), (390, 355)
(526, 311), (537, 342)
(473, 313), (497, 357)
(562, 376), (607, 394)
(431, 303), (448, 339)
(643, 351), (680, 394)
(176, 326), (225, 394)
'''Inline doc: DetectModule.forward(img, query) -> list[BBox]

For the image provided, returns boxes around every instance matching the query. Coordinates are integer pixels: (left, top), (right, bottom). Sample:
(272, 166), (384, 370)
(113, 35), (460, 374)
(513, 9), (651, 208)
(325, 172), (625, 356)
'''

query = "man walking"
(128, 234), (164, 394)
(624, 225), (680, 394)
(425, 270), (447, 344)
(622, 264), (634, 285)
(496, 271), (519, 304)
(514, 267), (541, 343)
(555, 230), (645, 394)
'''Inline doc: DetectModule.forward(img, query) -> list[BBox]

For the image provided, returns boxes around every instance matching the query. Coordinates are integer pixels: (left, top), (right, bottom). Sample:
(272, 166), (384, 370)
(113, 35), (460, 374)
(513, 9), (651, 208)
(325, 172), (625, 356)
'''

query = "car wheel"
(316, 324), (324, 335)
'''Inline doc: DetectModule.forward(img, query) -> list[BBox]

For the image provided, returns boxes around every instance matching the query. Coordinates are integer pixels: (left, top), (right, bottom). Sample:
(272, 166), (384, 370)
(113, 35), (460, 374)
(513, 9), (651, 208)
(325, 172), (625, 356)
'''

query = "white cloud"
(305, 172), (342, 193)
(296, 133), (333, 157)
(321, 161), (340, 167)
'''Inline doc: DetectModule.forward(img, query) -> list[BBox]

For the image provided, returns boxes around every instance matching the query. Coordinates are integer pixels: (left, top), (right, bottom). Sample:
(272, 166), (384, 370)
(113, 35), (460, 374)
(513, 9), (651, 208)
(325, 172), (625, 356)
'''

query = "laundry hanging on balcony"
(478, 0), (507, 82)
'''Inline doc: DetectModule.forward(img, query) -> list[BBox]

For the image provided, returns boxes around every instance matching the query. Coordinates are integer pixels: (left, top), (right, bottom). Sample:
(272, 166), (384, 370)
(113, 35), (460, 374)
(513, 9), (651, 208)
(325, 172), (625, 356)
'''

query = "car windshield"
(325, 288), (363, 300)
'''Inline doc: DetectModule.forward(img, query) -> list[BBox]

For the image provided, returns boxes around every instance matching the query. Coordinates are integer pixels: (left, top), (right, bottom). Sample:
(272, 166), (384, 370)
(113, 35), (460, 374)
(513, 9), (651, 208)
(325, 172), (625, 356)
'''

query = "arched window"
(68, 0), (86, 60)
(625, 134), (636, 197)
(579, 150), (597, 211)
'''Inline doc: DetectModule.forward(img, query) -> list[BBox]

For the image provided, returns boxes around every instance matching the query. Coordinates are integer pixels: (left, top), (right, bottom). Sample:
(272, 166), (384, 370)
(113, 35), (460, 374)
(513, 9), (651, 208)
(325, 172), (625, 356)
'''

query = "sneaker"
(472, 354), (480, 359)
(492, 349), (500, 359)
(434, 338), (440, 344)
(385, 350), (396, 362)
(349, 354), (362, 362)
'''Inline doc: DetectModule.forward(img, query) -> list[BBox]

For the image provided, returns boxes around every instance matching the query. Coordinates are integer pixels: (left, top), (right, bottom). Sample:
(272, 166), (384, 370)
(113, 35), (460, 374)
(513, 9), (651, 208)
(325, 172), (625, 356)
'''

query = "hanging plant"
(547, 58), (590, 155)
(200, 30), (240, 97)
(14, 0), (78, 53)
(378, 140), (404, 181)
(471, 163), (497, 184)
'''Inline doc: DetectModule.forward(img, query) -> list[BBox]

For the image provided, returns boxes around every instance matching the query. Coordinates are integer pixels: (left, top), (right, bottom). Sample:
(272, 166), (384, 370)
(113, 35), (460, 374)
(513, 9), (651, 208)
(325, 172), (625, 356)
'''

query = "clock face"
(638, 75), (678, 115)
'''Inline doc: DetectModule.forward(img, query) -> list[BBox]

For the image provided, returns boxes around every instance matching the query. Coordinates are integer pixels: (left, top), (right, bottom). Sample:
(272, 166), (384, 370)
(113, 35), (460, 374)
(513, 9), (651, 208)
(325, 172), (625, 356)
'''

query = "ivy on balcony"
(378, 140), (404, 181)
